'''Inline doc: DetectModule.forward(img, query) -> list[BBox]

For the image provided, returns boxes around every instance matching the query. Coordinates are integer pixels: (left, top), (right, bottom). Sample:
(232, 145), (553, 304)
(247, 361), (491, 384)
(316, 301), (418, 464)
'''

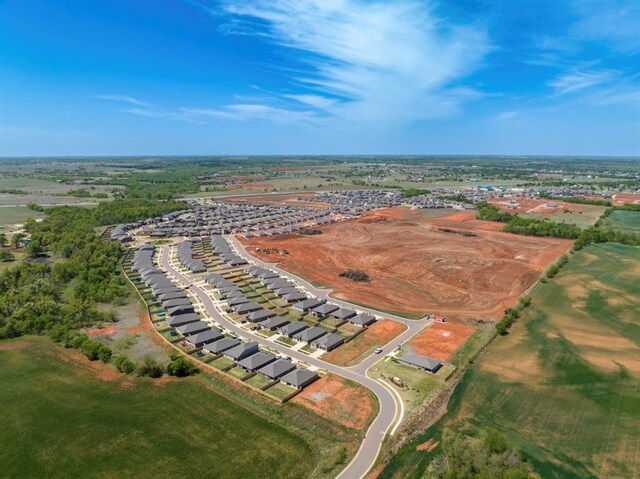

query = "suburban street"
(160, 244), (430, 479)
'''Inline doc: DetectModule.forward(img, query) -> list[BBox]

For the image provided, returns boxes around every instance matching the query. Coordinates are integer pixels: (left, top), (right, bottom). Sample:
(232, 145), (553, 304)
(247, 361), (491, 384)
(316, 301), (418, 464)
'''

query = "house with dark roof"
(312, 333), (344, 351)
(233, 302), (262, 315)
(227, 296), (249, 307)
(237, 352), (276, 372)
(158, 291), (187, 301)
(348, 313), (376, 327)
(167, 304), (195, 316)
(163, 297), (192, 308)
(204, 337), (240, 354)
(293, 298), (323, 312)
(278, 321), (307, 338)
(293, 326), (326, 343)
(260, 316), (289, 331)
(397, 353), (443, 373)
(166, 313), (200, 327)
(247, 308), (276, 323)
(332, 308), (357, 320)
(176, 321), (209, 336)
(280, 369), (319, 389)
(185, 328), (223, 347)
(283, 292), (307, 303)
(224, 342), (259, 361)
(310, 303), (339, 318)
(257, 358), (295, 380)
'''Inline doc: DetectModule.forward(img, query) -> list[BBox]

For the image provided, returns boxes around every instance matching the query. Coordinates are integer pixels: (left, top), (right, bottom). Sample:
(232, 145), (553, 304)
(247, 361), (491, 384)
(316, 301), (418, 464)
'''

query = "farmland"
(601, 210), (640, 234)
(244, 208), (571, 320)
(380, 243), (640, 479)
(0, 337), (353, 479)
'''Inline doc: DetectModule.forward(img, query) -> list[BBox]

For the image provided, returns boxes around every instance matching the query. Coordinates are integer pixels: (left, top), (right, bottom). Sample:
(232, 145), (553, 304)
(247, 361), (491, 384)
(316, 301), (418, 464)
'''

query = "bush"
(338, 270), (370, 282)
(0, 251), (15, 262)
(300, 229), (322, 235)
(114, 354), (136, 374)
(137, 357), (164, 378)
(166, 355), (199, 377)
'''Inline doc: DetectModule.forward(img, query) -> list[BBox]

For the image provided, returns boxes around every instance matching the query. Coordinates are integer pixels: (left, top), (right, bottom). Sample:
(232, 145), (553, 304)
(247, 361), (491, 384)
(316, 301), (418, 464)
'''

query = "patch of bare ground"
(291, 374), (375, 430)
(0, 341), (31, 352)
(242, 207), (571, 320)
(407, 322), (476, 362)
(416, 438), (439, 451)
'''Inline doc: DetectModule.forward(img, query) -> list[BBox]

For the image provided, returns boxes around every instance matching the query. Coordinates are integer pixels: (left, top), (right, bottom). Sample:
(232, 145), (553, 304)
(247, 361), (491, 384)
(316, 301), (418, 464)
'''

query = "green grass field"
(381, 243), (640, 479)
(0, 337), (348, 479)
(0, 206), (46, 231)
(602, 210), (640, 234)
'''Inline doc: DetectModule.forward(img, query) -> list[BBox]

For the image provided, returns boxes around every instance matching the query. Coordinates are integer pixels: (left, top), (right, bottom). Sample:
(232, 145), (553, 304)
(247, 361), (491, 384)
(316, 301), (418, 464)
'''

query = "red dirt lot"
(242, 207), (572, 320)
(322, 319), (407, 367)
(407, 322), (476, 362)
(291, 374), (375, 430)
(612, 193), (640, 206)
(488, 197), (600, 216)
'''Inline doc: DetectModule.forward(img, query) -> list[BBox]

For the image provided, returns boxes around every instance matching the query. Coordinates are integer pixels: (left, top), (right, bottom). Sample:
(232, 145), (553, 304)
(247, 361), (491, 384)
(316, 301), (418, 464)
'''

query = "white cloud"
(96, 95), (153, 108)
(548, 70), (617, 95)
(203, 0), (490, 124)
(182, 104), (319, 123)
(571, 0), (640, 52)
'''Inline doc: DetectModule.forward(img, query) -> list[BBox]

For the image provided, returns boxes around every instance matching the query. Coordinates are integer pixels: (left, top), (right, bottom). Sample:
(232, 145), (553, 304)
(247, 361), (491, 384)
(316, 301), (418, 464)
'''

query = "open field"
(322, 319), (407, 367)
(406, 322), (476, 362)
(243, 208), (571, 320)
(0, 337), (315, 479)
(601, 210), (640, 234)
(291, 374), (378, 430)
(380, 243), (640, 479)
(0, 206), (46, 232)
(488, 197), (606, 228)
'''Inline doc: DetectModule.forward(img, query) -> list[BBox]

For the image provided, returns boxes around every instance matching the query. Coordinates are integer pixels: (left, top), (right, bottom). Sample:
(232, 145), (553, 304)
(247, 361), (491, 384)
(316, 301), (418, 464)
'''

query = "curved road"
(160, 245), (428, 479)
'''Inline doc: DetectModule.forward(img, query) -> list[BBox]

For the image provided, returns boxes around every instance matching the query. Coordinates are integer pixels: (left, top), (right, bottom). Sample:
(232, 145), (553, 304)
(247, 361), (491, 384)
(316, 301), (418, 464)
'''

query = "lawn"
(381, 243), (640, 479)
(0, 337), (314, 479)
(266, 382), (297, 401)
(601, 210), (640, 234)
(369, 357), (445, 417)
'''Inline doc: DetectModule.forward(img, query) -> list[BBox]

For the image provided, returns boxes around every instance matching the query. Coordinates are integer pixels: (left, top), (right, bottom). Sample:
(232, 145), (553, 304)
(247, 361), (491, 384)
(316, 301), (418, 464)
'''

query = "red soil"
(612, 193), (640, 206)
(0, 341), (30, 351)
(292, 374), (375, 430)
(407, 322), (476, 362)
(242, 207), (571, 320)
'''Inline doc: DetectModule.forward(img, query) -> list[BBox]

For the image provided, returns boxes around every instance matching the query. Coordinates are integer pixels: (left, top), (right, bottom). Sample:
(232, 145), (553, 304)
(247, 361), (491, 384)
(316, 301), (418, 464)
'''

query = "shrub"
(114, 354), (136, 374)
(166, 355), (199, 377)
(338, 270), (370, 282)
(137, 357), (164, 378)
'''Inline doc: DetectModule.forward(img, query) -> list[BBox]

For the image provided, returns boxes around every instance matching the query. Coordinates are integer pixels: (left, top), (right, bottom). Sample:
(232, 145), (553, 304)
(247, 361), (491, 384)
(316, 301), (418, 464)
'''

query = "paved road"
(160, 245), (421, 479)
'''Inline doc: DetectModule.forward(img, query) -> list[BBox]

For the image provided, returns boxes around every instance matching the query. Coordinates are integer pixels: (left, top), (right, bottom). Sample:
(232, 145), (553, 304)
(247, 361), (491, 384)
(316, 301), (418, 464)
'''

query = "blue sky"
(1, 0), (639, 156)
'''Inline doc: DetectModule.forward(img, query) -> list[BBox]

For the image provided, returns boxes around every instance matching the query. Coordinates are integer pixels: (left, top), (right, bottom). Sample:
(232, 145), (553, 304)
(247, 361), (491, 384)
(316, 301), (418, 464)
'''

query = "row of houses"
(132, 245), (318, 390)
(176, 239), (207, 273)
(117, 202), (352, 241)
(210, 234), (247, 267)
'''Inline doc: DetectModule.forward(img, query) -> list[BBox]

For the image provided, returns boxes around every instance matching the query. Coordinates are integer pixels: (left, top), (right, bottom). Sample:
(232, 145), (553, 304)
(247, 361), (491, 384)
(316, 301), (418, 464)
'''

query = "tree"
(425, 428), (532, 479)
(114, 354), (136, 374)
(12, 233), (25, 248)
(26, 239), (44, 258)
(166, 355), (199, 377)
(0, 233), (7, 247)
(137, 357), (164, 378)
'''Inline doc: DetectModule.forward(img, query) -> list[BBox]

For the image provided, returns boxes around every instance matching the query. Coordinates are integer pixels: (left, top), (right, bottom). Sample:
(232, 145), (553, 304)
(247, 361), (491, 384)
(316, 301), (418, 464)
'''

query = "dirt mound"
(242, 207), (571, 320)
